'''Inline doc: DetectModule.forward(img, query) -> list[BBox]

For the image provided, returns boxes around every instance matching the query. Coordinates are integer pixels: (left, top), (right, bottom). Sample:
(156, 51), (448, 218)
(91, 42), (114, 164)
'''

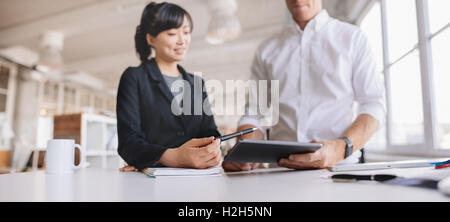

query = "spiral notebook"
(141, 166), (223, 178)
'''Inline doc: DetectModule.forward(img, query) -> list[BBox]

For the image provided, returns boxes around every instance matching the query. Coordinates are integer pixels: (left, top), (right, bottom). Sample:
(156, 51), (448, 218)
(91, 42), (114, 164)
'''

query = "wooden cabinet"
(53, 113), (123, 169)
(53, 113), (82, 144)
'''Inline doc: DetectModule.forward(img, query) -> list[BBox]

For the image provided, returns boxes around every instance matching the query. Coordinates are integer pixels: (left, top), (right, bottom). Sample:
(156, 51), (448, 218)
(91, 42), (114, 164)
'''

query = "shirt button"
(177, 131), (185, 136)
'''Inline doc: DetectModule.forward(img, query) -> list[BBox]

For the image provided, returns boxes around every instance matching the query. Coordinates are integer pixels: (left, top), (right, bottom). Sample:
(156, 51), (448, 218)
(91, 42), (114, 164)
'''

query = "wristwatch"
(339, 136), (353, 159)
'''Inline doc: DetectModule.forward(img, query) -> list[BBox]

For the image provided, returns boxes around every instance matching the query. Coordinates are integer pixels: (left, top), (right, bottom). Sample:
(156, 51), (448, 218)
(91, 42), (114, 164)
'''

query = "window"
(0, 66), (9, 89)
(359, 0), (450, 156)
(384, 1), (425, 147)
(0, 66), (9, 112)
(389, 49), (424, 145)
(385, 0), (418, 63)
(428, 0), (450, 34)
(94, 95), (105, 112)
(430, 3), (450, 149)
(360, 1), (383, 74)
(107, 98), (116, 114)
(63, 86), (77, 114)
(42, 81), (59, 116)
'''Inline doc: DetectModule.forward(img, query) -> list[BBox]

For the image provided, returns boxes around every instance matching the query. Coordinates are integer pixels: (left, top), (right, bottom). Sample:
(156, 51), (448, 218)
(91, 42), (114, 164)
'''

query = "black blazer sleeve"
(198, 78), (221, 138)
(116, 68), (167, 169)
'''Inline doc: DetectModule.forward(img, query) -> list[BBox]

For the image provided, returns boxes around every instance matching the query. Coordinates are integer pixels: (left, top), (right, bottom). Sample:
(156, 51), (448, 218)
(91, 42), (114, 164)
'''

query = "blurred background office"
(0, 0), (448, 173)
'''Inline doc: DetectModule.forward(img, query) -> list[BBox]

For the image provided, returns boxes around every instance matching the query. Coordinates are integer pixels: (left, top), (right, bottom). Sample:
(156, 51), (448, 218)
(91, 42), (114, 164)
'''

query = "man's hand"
(278, 114), (378, 170)
(222, 162), (265, 172)
(277, 139), (346, 169)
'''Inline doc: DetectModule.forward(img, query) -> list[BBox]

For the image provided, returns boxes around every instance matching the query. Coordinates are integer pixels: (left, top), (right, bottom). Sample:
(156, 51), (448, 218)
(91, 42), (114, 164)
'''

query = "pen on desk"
(430, 159), (450, 166)
(429, 159), (450, 169)
(331, 174), (397, 182)
(217, 128), (258, 142)
(330, 173), (440, 190)
(435, 163), (450, 169)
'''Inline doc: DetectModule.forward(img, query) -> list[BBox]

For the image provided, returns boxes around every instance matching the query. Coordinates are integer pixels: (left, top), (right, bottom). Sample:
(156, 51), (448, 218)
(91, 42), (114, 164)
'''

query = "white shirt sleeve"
(237, 48), (268, 134)
(351, 29), (386, 128)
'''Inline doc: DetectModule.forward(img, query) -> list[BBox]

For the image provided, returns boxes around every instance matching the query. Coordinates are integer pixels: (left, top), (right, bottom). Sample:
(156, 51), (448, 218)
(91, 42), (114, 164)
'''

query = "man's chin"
(294, 13), (315, 21)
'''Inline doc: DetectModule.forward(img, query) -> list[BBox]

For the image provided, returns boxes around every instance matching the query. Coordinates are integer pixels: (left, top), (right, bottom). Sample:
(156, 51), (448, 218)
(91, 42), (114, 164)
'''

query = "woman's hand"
(119, 165), (139, 172)
(159, 136), (222, 169)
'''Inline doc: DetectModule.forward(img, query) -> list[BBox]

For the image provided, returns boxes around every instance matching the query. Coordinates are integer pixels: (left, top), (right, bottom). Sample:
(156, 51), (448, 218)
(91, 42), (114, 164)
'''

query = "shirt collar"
(292, 9), (330, 34)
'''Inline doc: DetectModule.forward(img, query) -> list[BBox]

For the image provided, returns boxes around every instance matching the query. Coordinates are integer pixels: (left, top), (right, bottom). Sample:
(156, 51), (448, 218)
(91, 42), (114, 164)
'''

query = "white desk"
(0, 167), (449, 202)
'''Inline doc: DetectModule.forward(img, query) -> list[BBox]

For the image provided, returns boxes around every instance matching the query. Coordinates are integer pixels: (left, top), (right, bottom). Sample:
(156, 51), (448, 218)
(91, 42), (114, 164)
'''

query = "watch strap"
(339, 136), (353, 159)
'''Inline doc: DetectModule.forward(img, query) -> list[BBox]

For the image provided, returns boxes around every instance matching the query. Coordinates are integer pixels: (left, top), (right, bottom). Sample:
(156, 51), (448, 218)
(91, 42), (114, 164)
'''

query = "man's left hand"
(278, 139), (347, 169)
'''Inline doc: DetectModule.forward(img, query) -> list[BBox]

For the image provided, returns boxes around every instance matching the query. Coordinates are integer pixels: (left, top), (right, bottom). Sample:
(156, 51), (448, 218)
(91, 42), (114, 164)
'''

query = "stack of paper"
(142, 166), (223, 178)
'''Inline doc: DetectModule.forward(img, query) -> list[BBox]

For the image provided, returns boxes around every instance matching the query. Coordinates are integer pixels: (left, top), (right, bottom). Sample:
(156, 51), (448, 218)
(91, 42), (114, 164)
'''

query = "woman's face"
(147, 16), (191, 63)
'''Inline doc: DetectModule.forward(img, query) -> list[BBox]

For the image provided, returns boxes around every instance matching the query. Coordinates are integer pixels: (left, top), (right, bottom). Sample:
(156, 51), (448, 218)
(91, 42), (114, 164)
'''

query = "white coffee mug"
(45, 139), (85, 174)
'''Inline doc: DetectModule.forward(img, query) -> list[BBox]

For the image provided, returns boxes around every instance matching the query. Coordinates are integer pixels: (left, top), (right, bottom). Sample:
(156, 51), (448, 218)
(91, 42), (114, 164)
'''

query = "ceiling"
(0, 0), (372, 92)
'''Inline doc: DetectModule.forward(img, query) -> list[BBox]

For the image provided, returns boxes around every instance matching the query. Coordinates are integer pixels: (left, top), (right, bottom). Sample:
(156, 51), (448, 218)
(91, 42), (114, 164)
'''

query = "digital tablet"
(223, 139), (323, 163)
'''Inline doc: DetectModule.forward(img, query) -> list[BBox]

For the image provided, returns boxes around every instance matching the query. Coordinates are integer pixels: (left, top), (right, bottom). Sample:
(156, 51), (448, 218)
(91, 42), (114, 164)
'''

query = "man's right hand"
(222, 124), (266, 172)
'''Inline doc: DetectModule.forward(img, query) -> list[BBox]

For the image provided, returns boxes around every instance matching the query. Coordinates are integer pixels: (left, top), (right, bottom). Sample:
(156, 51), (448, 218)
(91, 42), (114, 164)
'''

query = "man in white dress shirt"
(222, 0), (385, 171)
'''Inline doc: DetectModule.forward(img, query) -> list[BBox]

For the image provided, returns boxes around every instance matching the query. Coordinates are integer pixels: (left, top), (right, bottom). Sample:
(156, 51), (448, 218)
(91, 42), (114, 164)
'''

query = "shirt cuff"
(358, 103), (386, 129)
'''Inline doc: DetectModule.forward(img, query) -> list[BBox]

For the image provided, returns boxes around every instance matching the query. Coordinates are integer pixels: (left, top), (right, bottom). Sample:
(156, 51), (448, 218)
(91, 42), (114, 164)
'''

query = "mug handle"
(73, 144), (85, 169)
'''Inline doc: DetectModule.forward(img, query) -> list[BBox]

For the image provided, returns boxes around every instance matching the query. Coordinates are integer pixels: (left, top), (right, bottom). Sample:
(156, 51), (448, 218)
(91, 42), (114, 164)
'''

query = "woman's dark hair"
(135, 2), (193, 63)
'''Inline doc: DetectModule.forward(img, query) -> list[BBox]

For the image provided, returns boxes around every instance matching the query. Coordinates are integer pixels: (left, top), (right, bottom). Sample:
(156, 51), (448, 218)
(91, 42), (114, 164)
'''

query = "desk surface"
(1, 167), (449, 202)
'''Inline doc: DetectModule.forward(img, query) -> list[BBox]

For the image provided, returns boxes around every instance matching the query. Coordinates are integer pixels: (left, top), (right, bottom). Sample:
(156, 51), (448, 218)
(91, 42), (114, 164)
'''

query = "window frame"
(362, 0), (450, 156)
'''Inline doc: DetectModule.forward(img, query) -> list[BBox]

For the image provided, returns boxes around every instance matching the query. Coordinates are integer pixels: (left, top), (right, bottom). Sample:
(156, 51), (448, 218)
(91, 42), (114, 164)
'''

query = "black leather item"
(116, 58), (220, 169)
(339, 136), (354, 159)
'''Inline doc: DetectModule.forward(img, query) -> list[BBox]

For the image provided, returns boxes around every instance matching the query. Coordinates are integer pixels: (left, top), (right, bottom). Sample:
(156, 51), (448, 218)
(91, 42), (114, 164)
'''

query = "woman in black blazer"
(117, 2), (221, 170)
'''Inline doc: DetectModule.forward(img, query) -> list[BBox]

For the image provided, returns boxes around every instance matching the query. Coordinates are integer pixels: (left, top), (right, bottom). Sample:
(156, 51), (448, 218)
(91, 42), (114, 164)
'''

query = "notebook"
(141, 166), (223, 178)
